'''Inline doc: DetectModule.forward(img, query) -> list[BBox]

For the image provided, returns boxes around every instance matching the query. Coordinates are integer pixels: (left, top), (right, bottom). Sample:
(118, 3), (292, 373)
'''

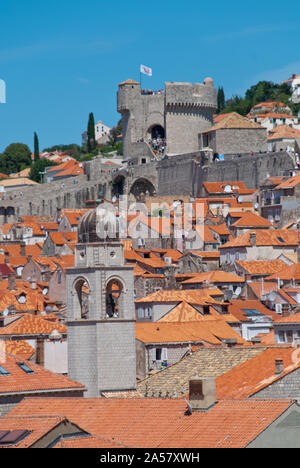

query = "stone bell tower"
(66, 202), (136, 397)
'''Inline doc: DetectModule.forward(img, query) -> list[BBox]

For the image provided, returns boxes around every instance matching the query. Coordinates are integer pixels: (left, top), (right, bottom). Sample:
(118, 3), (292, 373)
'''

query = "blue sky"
(1, 0), (300, 152)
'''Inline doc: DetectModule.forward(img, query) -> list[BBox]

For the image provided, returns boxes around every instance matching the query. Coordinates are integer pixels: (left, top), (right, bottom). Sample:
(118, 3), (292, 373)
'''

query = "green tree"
(0, 143), (32, 175)
(29, 158), (58, 183)
(34, 132), (40, 161)
(87, 112), (96, 152)
(217, 87), (225, 113)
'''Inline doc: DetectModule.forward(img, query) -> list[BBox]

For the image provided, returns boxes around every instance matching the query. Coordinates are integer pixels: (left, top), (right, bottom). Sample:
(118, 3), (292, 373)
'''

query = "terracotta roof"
(231, 212), (271, 228)
(216, 347), (300, 399)
(275, 174), (300, 189)
(202, 181), (254, 195)
(260, 113), (297, 120)
(7, 394), (293, 448)
(228, 299), (278, 322)
(0, 314), (67, 337)
(119, 78), (140, 85)
(4, 340), (35, 360)
(135, 320), (246, 345)
(220, 229), (299, 248)
(248, 281), (297, 305)
(266, 263), (300, 281)
(268, 124), (300, 141)
(0, 353), (84, 395)
(236, 259), (287, 276)
(135, 289), (224, 305)
(204, 112), (264, 133)
(273, 312), (300, 324)
(181, 271), (244, 284)
(0, 416), (70, 448)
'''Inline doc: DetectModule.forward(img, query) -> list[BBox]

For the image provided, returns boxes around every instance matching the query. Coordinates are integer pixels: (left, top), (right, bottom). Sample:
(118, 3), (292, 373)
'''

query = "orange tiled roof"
(7, 397), (294, 448)
(181, 271), (244, 284)
(216, 347), (300, 399)
(0, 353), (84, 395)
(204, 112), (263, 132)
(248, 281), (297, 305)
(220, 229), (299, 248)
(230, 212), (271, 228)
(236, 259), (287, 275)
(266, 263), (300, 281)
(0, 415), (70, 448)
(228, 299), (278, 322)
(274, 174), (300, 189)
(135, 320), (247, 345)
(0, 314), (67, 336)
(4, 340), (35, 360)
(135, 288), (224, 305)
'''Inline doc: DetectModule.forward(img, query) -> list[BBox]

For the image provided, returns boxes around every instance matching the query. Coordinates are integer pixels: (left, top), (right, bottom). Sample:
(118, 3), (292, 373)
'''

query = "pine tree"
(34, 132), (40, 161)
(217, 87), (225, 113)
(87, 112), (96, 152)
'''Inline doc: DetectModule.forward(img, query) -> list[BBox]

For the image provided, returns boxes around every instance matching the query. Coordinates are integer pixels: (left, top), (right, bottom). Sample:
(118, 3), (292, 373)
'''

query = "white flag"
(140, 64), (152, 77)
(0, 79), (6, 104)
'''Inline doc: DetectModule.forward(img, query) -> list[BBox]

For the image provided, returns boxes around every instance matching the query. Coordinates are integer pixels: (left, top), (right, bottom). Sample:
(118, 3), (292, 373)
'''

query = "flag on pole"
(140, 64), (152, 77)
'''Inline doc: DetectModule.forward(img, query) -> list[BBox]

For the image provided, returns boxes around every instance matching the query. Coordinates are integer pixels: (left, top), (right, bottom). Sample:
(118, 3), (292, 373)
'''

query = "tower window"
(106, 279), (123, 319)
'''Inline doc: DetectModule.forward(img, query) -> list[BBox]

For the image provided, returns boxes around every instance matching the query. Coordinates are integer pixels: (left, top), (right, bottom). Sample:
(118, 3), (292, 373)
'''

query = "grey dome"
(78, 203), (123, 243)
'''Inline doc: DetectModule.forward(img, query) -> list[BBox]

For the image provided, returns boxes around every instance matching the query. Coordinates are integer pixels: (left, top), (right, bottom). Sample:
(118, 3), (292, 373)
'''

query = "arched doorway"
(106, 278), (123, 318)
(149, 125), (165, 139)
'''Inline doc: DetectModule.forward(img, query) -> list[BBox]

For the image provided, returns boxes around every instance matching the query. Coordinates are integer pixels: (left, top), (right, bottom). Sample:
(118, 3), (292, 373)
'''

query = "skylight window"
(242, 309), (262, 316)
(17, 362), (34, 374)
(0, 366), (10, 376)
(277, 237), (285, 243)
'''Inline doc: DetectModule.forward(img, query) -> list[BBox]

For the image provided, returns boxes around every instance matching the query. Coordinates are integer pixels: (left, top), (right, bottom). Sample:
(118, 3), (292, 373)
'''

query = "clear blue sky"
(1, 0), (300, 153)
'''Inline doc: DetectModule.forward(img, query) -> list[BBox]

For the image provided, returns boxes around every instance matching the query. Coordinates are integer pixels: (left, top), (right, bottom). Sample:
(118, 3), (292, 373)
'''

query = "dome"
(203, 77), (214, 87)
(78, 202), (124, 243)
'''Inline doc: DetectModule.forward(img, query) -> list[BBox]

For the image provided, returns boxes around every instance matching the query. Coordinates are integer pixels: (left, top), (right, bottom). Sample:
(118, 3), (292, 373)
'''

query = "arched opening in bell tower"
(74, 278), (90, 319)
(106, 278), (124, 318)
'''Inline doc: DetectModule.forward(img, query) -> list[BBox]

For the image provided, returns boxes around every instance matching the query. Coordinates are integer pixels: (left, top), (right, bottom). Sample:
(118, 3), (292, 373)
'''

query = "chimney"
(36, 337), (45, 367)
(250, 232), (256, 246)
(8, 274), (16, 291)
(30, 278), (37, 290)
(223, 338), (238, 348)
(275, 358), (284, 375)
(189, 378), (216, 411)
(20, 242), (26, 257)
(282, 303), (290, 317)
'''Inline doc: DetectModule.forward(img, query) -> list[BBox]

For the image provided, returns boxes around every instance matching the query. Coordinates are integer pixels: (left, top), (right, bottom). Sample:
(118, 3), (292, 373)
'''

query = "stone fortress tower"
(66, 201), (136, 397)
(117, 77), (217, 161)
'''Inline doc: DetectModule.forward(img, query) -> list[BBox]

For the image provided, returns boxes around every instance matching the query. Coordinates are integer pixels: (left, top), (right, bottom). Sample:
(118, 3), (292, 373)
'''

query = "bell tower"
(66, 202), (136, 397)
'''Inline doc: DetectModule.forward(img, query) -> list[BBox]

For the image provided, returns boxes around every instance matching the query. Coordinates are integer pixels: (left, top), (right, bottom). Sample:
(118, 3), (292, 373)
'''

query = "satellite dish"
(268, 291), (277, 302)
(224, 185), (232, 193)
(112, 196), (117, 203)
(235, 287), (242, 296)
(2, 308), (8, 317)
(237, 196), (243, 203)
(254, 203), (259, 210)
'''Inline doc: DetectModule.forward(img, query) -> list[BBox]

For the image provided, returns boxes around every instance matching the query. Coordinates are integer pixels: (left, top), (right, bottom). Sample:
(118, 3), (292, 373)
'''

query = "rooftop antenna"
(184, 398), (193, 415)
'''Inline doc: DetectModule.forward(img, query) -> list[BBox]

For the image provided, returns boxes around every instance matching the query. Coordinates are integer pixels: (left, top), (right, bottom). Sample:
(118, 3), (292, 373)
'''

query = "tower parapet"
(117, 77), (217, 161)
(164, 80), (217, 155)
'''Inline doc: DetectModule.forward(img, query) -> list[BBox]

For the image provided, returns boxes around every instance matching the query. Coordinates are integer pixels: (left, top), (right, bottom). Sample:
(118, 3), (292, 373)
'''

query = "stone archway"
(148, 124), (165, 139)
(129, 178), (157, 201)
